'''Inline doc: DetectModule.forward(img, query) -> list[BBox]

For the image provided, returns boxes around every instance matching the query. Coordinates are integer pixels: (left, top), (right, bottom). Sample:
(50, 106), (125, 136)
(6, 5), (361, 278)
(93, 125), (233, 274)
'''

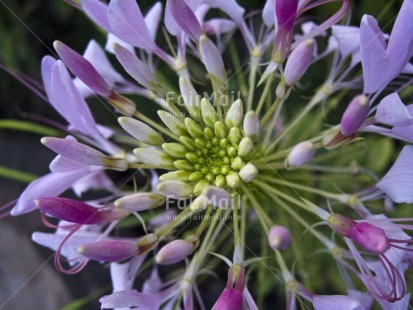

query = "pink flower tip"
(350, 222), (390, 253)
(213, 288), (243, 310)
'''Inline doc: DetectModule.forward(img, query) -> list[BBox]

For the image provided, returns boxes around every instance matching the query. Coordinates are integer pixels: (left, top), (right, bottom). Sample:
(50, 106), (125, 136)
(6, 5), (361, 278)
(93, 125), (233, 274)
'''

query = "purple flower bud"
(54, 41), (111, 97)
(155, 238), (195, 265)
(78, 240), (139, 262)
(340, 95), (369, 136)
(350, 222), (390, 254)
(268, 225), (291, 250)
(35, 197), (129, 224)
(285, 141), (316, 168)
(276, 0), (299, 32)
(213, 288), (243, 310)
(284, 39), (315, 86)
(199, 35), (227, 86)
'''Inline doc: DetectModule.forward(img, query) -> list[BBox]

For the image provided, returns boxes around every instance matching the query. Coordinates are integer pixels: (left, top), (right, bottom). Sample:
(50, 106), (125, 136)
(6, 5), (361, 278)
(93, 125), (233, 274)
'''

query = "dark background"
(0, 0), (403, 309)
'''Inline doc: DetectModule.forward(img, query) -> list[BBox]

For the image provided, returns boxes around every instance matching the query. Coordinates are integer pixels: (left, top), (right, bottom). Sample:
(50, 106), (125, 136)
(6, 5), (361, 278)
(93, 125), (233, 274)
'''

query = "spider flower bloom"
(328, 213), (412, 302)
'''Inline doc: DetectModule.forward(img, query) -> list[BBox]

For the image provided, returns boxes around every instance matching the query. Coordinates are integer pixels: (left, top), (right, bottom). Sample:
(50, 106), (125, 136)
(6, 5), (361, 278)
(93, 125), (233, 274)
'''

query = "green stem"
(156, 207), (193, 238)
(247, 60), (258, 111)
(195, 205), (213, 237)
(260, 97), (282, 126)
(240, 183), (272, 231)
(260, 175), (345, 201)
(256, 74), (274, 115)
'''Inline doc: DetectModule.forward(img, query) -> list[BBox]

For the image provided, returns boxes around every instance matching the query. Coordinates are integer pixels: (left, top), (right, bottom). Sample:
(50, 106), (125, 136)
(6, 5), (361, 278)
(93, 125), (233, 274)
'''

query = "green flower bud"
(193, 180), (210, 195)
(180, 136), (196, 150)
(228, 127), (242, 145)
(174, 160), (194, 171)
(226, 171), (241, 188)
(162, 143), (187, 158)
(133, 148), (175, 169)
(159, 170), (191, 182)
(179, 78), (202, 121)
(189, 171), (204, 182)
(185, 118), (204, 138)
(239, 163), (258, 182)
(214, 121), (227, 138)
(158, 110), (187, 136)
(238, 137), (254, 158)
(185, 152), (199, 163)
(118, 117), (164, 145)
(204, 127), (214, 140)
(157, 181), (193, 199)
(215, 175), (226, 188)
(225, 99), (243, 127)
(231, 157), (244, 170)
(201, 98), (219, 128)
(195, 138), (206, 148)
(190, 194), (209, 211)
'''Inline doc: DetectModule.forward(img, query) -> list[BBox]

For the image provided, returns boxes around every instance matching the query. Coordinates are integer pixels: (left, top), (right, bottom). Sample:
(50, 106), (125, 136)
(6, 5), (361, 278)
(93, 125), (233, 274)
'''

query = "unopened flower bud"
(238, 137), (254, 158)
(284, 39), (315, 86)
(285, 141), (316, 168)
(215, 121), (227, 138)
(133, 148), (175, 170)
(203, 186), (231, 208)
(185, 118), (204, 138)
(190, 194), (209, 211)
(350, 222), (390, 253)
(157, 180), (193, 199)
(201, 98), (219, 128)
(226, 171), (241, 188)
(158, 111), (187, 136)
(199, 35), (227, 87)
(162, 143), (187, 158)
(239, 163), (258, 182)
(268, 226), (292, 250)
(243, 111), (259, 140)
(327, 214), (356, 238)
(225, 99), (244, 128)
(78, 240), (139, 262)
(107, 92), (136, 116)
(159, 170), (191, 182)
(35, 197), (129, 224)
(322, 130), (356, 150)
(179, 78), (202, 121)
(114, 193), (165, 211)
(340, 95), (369, 136)
(137, 233), (159, 254)
(155, 238), (196, 265)
(228, 127), (242, 145)
(118, 117), (164, 145)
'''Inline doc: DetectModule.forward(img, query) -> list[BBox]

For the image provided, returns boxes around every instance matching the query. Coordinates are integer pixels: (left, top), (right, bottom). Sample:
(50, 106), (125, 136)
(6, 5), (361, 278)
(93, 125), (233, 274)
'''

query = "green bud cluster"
(158, 99), (256, 193)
